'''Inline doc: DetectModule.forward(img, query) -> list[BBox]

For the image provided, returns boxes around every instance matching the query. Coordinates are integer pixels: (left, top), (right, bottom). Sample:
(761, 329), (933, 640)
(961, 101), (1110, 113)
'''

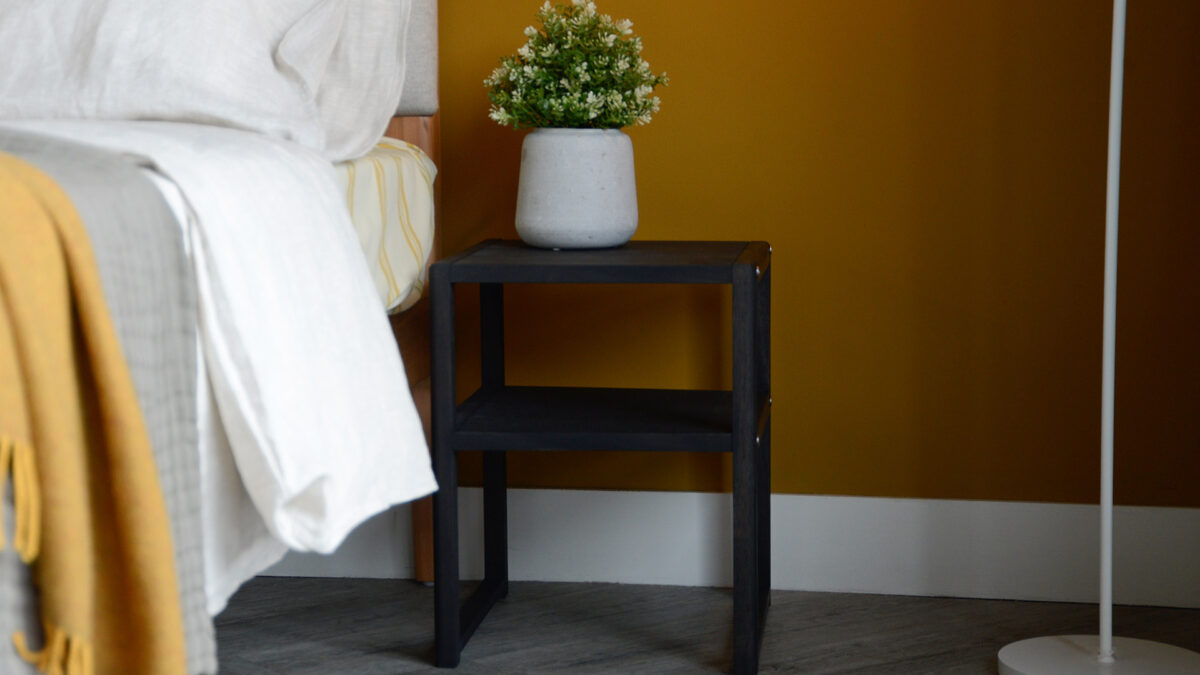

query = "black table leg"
(756, 263), (772, 619)
(757, 420), (771, 619)
(481, 283), (510, 596)
(480, 283), (504, 391)
(432, 269), (460, 667)
(483, 452), (508, 595)
(432, 453), (460, 667)
(732, 262), (760, 675)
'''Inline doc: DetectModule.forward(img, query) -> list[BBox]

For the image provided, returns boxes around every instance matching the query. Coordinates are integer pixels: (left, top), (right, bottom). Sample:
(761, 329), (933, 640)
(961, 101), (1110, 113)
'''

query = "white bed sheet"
(5, 120), (439, 616)
(144, 170), (288, 616)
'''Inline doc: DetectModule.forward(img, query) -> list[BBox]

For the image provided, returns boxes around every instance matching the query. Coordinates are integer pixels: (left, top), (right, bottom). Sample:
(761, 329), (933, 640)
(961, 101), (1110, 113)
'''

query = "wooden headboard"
(384, 112), (440, 582)
(385, 114), (440, 390)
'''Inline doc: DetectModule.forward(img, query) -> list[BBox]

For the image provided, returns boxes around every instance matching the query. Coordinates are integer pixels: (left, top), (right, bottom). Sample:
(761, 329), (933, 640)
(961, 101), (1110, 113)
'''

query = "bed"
(0, 1), (441, 673)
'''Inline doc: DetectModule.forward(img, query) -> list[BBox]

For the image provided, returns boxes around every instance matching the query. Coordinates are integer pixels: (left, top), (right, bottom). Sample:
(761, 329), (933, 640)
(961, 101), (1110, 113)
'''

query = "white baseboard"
(267, 489), (1200, 608)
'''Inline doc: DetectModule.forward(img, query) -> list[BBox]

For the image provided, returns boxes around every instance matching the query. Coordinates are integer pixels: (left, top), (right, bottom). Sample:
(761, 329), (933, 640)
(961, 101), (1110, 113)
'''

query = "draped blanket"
(0, 129), (213, 674)
(0, 152), (185, 674)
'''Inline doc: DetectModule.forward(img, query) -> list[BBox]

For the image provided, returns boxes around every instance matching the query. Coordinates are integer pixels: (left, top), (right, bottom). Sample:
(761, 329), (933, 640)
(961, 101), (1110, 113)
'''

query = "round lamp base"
(999, 635), (1200, 675)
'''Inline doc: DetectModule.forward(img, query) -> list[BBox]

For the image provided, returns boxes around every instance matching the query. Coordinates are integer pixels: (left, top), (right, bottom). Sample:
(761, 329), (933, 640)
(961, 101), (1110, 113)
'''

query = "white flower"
(603, 34), (617, 47)
(484, 65), (507, 87)
(617, 19), (633, 35)
(517, 44), (532, 59)
(524, 25), (538, 37)
(488, 106), (509, 123)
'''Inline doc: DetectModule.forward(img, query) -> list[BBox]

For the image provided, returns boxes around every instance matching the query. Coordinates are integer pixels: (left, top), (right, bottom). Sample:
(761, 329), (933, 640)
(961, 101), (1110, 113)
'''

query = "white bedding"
(0, 0), (413, 162)
(4, 120), (438, 614)
(145, 171), (288, 615)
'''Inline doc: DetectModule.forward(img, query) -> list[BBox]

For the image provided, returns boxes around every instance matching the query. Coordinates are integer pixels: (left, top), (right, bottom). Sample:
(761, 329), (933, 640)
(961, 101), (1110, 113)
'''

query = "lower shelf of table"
(452, 386), (740, 452)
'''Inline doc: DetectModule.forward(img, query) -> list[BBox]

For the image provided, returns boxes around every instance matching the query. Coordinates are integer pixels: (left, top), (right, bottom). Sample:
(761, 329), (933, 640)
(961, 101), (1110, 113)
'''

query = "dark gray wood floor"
(215, 578), (1200, 674)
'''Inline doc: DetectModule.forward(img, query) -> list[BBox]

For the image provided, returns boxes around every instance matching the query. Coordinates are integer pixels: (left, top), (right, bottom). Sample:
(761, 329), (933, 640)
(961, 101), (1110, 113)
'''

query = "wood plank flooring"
(215, 578), (1200, 674)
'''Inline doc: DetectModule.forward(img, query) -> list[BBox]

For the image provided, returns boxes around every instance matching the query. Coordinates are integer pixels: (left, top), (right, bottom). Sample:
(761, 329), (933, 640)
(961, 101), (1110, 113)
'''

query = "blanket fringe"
(0, 435), (41, 563)
(14, 622), (94, 675)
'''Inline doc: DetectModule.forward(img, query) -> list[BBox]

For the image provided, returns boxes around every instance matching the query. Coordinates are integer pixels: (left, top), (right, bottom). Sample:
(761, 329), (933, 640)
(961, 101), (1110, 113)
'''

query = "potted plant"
(485, 0), (668, 249)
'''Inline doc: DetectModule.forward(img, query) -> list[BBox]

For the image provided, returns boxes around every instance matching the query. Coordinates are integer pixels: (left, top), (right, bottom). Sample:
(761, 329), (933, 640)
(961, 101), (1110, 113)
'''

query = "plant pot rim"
(528, 126), (627, 135)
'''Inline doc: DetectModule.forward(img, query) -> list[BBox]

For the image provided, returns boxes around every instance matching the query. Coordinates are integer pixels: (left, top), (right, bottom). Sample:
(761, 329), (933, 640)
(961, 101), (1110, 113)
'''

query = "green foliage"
(484, 0), (668, 129)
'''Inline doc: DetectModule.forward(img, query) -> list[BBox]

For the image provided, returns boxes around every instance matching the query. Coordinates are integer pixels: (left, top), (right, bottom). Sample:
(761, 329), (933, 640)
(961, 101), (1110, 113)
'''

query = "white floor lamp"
(997, 1), (1200, 672)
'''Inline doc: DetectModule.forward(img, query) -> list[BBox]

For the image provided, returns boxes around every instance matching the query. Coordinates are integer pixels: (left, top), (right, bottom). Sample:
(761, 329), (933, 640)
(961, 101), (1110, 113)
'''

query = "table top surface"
(435, 239), (770, 284)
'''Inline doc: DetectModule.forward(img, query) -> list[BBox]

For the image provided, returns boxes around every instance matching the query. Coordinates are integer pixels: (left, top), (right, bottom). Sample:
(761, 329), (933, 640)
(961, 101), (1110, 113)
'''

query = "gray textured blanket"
(0, 129), (215, 674)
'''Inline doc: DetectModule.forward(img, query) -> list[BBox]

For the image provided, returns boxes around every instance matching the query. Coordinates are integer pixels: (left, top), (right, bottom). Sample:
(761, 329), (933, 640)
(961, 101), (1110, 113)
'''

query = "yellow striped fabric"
(333, 138), (436, 313)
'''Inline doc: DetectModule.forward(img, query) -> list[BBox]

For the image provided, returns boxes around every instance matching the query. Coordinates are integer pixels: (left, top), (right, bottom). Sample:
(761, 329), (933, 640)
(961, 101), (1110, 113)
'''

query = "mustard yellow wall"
(438, 1), (1200, 507)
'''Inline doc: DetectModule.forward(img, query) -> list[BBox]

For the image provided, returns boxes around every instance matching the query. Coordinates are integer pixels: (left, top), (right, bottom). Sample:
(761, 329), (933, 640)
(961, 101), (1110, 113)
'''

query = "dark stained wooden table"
(430, 239), (772, 674)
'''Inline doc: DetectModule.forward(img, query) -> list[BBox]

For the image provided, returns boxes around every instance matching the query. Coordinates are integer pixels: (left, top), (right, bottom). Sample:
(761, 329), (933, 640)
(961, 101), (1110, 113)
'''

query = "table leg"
(432, 269), (460, 667)
(483, 451), (508, 595)
(433, 452), (460, 667)
(481, 284), (509, 600)
(732, 263), (760, 675)
(757, 264), (772, 617)
(480, 283), (505, 390)
(757, 420), (771, 617)
(733, 437), (759, 675)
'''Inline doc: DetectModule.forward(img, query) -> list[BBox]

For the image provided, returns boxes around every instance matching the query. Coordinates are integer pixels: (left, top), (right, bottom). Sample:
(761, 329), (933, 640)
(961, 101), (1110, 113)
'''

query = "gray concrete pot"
(515, 128), (638, 249)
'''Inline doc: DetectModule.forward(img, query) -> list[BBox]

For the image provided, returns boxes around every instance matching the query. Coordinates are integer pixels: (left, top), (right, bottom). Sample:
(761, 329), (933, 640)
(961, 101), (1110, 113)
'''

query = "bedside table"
(430, 239), (771, 674)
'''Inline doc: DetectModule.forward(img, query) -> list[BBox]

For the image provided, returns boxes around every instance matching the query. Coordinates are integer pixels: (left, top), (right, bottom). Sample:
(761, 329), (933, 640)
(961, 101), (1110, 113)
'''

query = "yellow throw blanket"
(0, 152), (185, 675)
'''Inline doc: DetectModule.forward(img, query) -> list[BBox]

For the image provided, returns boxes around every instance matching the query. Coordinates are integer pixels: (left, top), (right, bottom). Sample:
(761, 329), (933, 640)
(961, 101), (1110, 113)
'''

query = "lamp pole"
(998, 1), (1200, 670)
(1097, 0), (1126, 661)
